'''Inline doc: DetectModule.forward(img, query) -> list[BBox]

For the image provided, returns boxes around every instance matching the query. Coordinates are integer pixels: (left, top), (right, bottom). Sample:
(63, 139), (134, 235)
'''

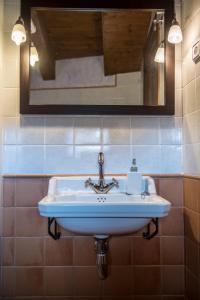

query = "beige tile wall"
(0, 0), (4, 288)
(182, 0), (200, 175)
(184, 176), (200, 299)
(0, 0), (4, 193)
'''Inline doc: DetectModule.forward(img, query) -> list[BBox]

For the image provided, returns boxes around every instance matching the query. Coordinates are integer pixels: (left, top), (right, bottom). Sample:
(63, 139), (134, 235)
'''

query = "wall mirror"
(20, 0), (175, 115)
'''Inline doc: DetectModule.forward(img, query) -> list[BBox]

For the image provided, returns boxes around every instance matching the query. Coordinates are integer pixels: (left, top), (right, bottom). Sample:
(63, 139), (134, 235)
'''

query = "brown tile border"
(184, 174), (200, 180)
(2, 173), (183, 178)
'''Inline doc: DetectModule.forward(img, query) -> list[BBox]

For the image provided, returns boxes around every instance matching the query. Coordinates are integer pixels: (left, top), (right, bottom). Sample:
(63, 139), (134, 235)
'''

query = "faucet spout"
(85, 152), (119, 194)
(98, 152), (105, 187)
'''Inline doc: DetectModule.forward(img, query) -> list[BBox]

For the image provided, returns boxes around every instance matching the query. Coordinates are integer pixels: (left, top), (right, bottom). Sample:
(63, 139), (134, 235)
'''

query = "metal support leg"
(143, 218), (159, 240)
(48, 218), (61, 240)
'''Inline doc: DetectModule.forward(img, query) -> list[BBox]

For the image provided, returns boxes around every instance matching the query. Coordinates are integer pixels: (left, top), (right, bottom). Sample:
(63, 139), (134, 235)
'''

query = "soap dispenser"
(126, 158), (142, 195)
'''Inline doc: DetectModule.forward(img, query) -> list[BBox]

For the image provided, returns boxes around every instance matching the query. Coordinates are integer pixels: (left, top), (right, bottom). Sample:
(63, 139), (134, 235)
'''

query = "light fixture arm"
(15, 16), (25, 26)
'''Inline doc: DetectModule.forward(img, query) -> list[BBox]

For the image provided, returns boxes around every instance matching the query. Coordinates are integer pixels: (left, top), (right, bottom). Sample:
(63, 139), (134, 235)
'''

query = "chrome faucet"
(85, 152), (119, 194)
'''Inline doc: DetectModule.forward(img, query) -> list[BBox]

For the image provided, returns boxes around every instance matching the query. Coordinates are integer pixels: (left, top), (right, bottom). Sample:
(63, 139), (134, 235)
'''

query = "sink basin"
(38, 176), (171, 236)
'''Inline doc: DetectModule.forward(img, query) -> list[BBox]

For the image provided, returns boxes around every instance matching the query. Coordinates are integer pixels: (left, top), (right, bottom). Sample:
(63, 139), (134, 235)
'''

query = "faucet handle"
(112, 178), (119, 188)
(85, 177), (92, 187)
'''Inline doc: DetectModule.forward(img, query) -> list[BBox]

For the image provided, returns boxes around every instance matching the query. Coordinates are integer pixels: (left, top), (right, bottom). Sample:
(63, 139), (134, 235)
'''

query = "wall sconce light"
(30, 44), (39, 67)
(154, 41), (165, 63)
(11, 16), (27, 46)
(168, 16), (183, 44)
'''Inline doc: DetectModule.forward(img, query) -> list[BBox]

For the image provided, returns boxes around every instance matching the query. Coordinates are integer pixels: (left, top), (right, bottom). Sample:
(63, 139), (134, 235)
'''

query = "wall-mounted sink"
(38, 175), (171, 236)
(38, 152), (171, 280)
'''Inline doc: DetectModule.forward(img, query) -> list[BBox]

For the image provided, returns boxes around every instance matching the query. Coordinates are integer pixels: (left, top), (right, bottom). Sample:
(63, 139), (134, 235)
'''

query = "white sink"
(38, 176), (171, 236)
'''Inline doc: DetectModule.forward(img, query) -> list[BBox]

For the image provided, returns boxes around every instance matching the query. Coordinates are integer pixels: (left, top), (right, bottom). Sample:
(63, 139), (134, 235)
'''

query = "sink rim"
(38, 194), (171, 218)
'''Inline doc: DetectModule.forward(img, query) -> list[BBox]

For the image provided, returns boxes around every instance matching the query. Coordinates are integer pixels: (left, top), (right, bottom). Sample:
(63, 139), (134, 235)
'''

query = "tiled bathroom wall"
(0, 0), (4, 204)
(0, 0), (5, 286)
(182, 0), (200, 175)
(1, 0), (183, 176)
(0, 0), (4, 288)
(3, 115), (183, 175)
(184, 176), (200, 299)
(182, 0), (200, 299)
(1, 175), (185, 299)
(0, 0), (188, 298)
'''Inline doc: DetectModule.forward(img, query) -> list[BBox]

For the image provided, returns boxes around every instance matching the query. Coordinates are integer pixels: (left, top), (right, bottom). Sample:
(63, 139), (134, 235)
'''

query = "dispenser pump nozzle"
(130, 158), (138, 172)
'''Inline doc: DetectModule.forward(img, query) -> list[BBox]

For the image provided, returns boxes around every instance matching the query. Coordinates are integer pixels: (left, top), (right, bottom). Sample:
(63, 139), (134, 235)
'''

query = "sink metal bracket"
(143, 218), (159, 240)
(48, 218), (61, 240)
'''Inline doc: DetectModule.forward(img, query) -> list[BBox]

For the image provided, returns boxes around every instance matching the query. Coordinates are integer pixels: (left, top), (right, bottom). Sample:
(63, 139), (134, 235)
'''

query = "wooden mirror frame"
(20, 0), (175, 115)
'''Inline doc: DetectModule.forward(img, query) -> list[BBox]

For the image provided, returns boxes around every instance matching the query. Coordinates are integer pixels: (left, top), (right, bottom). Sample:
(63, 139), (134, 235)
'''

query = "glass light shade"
(154, 43), (165, 63)
(11, 19), (26, 46)
(168, 21), (183, 44)
(31, 19), (36, 34)
(30, 46), (39, 67)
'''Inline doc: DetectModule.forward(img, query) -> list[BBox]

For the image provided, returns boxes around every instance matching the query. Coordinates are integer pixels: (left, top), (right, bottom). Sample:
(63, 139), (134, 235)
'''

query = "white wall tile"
(131, 117), (160, 145)
(45, 117), (74, 145)
(175, 61), (182, 90)
(74, 117), (101, 145)
(182, 50), (196, 87)
(103, 117), (130, 145)
(16, 145), (44, 174)
(3, 117), (17, 144)
(160, 117), (182, 145)
(183, 143), (200, 174)
(131, 146), (161, 173)
(183, 111), (200, 144)
(74, 145), (101, 173)
(182, 8), (200, 57)
(195, 75), (200, 107)
(17, 116), (44, 145)
(2, 145), (17, 173)
(175, 43), (182, 62)
(103, 145), (131, 173)
(183, 80), (196, 115)
(175, 89), (183, 117)
(196, 60), (200, 78)
(44, 145), (74, 174)
(161, 145), (182, 173)
(182, 0), (200, 24)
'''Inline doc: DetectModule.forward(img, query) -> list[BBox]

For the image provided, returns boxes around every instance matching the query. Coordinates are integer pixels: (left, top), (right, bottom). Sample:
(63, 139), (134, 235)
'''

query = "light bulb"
(11, 17), (26, 46)
(154, 42), (165, 63)
(31, 19), (36, 34)
(30, 45), (39, 67)
(168, 18), (183, 44)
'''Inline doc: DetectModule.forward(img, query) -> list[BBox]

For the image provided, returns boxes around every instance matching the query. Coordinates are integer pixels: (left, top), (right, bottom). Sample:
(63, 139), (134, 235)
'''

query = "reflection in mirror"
(29, 9), (165, 107)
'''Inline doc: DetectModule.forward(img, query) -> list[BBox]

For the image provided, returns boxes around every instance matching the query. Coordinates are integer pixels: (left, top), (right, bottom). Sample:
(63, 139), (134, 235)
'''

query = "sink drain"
(94, 236), (109, 280)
